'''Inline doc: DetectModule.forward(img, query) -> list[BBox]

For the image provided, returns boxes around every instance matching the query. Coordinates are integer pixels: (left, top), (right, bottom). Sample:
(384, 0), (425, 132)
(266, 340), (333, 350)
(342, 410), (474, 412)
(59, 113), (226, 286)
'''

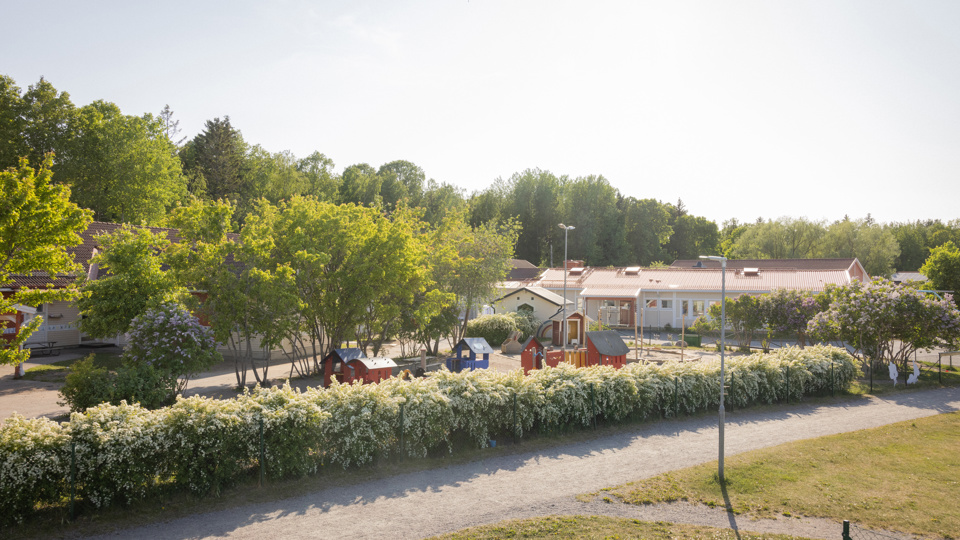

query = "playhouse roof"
(459, 337), (494, 354)
(328, 348), (366, 362)
(586, 330), (630, 357)
(521, 335), (543, 350)
(356, 357), (397, 370)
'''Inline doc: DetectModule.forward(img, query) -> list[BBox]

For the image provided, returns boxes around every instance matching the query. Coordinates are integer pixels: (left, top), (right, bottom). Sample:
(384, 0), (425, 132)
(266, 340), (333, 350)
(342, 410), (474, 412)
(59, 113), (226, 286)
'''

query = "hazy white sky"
(3, 0), (959, 225)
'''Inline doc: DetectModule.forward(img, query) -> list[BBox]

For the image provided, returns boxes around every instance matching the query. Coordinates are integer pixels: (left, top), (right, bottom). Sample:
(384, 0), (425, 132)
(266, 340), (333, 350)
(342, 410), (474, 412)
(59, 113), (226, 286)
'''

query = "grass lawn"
(22, 352), (123, 382)
(604, 412), (960, 539)
(429, 515), (811, 539)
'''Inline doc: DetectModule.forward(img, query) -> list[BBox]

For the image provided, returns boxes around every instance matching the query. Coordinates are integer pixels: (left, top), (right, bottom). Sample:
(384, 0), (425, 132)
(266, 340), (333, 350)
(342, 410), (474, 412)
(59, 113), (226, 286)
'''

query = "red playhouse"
(322, 348), (398, 386)
(585, 330), (629, 369)
(520, 336), (546, 375)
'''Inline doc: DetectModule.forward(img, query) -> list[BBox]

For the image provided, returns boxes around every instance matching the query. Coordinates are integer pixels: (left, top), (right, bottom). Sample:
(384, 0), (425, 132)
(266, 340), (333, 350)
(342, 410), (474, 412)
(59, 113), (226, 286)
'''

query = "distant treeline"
(2, 75), (957, 275)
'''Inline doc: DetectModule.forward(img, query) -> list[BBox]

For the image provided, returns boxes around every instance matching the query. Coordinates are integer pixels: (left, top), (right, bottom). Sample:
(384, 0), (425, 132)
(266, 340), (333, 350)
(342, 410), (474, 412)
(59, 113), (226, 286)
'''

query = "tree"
(920, 241), (960, 307)
(728, 217), (825, 259)
(429, 212), (519, 345)
(621, 197), (672, 265)
(0, 75), (28, 170)
(75, 226), (185, 338)
(299, 151), (339, 202)
(167, 197), (290, 387)
(821, 217), (900, 277)
(808, 279), (960, 376)
(158, 104), (186, 147)
(181, 117), (247, 203)
(506, 169), (562, 265)
(337, 163), (383, 206)
(760, 288), (828, 347)
(0, 157), (92, 367)
(379, 160), (425, 208)
(709, 294), (764, 351)
(558, 175), (627, 266)
(19, 77), (76, 168)
(57, 101), (187, 224)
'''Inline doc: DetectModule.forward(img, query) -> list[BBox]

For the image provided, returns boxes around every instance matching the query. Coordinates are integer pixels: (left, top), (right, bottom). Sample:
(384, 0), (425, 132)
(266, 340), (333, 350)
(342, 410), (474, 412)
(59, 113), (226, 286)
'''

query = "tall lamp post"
(559, 224), (575, 352)
(700, 254), (727, 482)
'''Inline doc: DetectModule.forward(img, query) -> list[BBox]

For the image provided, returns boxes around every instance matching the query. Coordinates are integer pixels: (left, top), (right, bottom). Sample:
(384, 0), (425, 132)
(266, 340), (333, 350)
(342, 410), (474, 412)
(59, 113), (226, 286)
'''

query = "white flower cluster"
(0, 345), (856, 524)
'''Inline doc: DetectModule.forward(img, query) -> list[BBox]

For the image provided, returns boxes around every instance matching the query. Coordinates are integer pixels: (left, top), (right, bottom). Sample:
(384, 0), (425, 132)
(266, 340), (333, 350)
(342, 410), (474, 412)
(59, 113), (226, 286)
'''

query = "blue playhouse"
(445, 337), (493, 372)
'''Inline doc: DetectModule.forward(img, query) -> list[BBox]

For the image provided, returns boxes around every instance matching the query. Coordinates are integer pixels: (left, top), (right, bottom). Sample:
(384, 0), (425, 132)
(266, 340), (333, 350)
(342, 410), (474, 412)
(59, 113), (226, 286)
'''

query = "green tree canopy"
(75, 226), (185, 338)
(920, 241), (960, 306)
(0, 157), (92, 366)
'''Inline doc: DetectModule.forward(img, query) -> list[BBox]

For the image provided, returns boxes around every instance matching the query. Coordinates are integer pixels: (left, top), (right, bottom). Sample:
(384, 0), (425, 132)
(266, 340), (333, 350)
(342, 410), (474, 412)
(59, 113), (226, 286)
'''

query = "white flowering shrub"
(433, 368), (520, 447)
(0, 415), (69, 525)
(378, 377), (454, 458)
(311, 381), (401, 468)
(66, 402), (169, 508)
(164, 395), (255, 496)
(2, 345), (857, 524)
(243, 386), (330, 479)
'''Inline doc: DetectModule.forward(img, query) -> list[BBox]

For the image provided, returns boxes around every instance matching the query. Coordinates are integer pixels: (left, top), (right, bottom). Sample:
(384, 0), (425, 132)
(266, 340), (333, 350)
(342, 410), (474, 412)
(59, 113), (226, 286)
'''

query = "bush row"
(0, 345), (857, 526)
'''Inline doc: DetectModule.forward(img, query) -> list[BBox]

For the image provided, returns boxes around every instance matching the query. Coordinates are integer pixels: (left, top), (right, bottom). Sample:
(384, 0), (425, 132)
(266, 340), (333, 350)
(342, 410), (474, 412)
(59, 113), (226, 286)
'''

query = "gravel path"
(88, 386), (960, 540)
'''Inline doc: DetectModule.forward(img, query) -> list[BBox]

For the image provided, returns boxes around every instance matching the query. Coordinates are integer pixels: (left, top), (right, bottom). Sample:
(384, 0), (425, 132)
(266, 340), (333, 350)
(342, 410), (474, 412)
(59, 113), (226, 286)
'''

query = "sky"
(3, 0), (959, 226)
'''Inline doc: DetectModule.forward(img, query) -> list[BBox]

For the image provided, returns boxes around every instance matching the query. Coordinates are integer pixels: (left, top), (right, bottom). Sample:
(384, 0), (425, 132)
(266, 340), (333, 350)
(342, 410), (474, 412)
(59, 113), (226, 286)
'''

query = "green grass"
(429, 515), (811, 539)
(606, 412), (960, 539)
(22, 352), (123, 382)
(845, 360), (960, 396)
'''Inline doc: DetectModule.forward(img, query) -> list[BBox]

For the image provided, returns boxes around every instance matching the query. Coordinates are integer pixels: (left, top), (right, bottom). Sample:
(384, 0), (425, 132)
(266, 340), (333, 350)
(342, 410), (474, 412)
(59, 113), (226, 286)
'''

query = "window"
(646, 299), (657, 308)
(681, 300), (689, 315)
(693, 300), (705, 316)
(660, 300), (672, 309)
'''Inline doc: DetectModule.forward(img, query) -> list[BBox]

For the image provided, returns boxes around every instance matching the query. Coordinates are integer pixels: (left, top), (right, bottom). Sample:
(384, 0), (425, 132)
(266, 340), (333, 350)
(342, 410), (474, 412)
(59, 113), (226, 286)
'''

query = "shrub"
(465, 313), (519, 346)
(58, 356), (175, 413)
(508, 311), (539, 340)
(5, 345), (859, 524)
(59, 356), (114, 412)
(124, 302), (222, 393)
(0, 415), (68, 526)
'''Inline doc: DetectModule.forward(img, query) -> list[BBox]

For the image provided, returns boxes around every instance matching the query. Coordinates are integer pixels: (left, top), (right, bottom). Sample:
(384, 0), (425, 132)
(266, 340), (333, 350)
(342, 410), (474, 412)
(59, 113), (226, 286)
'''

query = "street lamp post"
(558, 224), (575, 352)
(700, 254), (727, 482)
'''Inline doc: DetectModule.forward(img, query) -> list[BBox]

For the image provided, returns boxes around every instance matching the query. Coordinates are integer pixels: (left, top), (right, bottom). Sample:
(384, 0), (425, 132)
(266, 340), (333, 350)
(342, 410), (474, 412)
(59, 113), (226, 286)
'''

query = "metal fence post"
(259, 416), (265, 486)
(842, 520), (851, 540)
(785, 365), (790, 404)
(70, 440), (76, 521)
(513, 392), (519, 444)
(399, 402), (405, 462)
(674, 377), (679, 418)
(590, 384), (597, 429)
(831, 361), (835, 396)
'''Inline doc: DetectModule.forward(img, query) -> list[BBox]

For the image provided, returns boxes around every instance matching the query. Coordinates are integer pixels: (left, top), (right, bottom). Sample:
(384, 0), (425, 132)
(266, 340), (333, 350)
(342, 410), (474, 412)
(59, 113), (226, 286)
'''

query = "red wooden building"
(322, 348), (397, 386)
(585, 330), (629, 369)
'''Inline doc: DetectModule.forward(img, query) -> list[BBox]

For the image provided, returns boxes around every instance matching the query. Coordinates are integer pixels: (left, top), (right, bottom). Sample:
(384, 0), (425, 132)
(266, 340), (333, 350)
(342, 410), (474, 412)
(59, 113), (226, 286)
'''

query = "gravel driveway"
(87, 386), (960, 540)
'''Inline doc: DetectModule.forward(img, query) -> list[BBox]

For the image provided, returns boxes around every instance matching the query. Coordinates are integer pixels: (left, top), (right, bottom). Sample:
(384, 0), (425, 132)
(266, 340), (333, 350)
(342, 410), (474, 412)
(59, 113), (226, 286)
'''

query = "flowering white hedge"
(0, 346), (856, 526)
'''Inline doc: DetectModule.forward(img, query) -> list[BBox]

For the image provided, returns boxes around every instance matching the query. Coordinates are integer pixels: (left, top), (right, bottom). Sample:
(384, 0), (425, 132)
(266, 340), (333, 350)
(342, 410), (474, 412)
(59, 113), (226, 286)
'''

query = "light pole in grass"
(559, 223), (575, 352)
(700, 254), (727, 482)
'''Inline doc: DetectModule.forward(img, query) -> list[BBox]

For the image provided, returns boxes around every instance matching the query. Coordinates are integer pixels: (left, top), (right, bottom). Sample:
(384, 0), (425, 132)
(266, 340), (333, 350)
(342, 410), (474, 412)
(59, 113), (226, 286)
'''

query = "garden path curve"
(88, 386), (960, 540)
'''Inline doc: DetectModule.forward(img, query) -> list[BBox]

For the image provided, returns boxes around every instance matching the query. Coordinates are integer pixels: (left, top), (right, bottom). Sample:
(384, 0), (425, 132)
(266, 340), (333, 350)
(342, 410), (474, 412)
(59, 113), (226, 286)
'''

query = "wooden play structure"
(523, 330), (630, 374)
(445, 337), (492, 372)
(501, 330), (523, 354)
(520, 336), (546, 375)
